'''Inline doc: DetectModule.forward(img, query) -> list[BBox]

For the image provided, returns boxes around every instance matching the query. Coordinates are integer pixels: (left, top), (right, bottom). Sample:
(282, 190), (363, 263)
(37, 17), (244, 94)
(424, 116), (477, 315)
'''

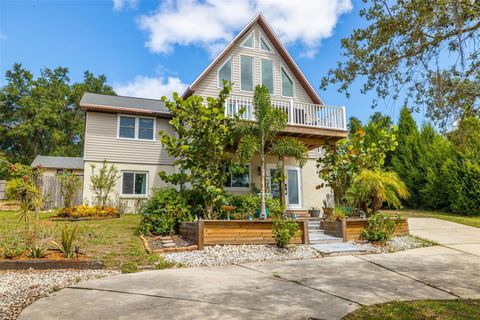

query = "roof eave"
(80, 103), (172, 118)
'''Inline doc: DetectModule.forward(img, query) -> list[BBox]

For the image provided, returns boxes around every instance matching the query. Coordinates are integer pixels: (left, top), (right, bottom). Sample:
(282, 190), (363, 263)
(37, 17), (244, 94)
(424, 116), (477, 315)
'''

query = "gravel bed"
(0, 269), (118, 320)
(352, 235), (434, 254)
(163, 244), (321, 267)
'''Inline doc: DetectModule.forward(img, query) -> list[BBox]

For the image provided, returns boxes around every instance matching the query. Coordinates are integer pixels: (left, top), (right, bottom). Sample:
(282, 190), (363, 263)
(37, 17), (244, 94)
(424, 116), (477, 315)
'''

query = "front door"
(267, 165), (302, 209)
(286, 166), (302, 209)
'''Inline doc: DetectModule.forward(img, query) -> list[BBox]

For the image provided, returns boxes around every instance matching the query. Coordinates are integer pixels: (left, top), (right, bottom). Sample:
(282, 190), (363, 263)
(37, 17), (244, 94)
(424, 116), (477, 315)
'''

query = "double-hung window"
(240, 55), (253, 92)
(261, 59), (274, 94)
(122, 172), (147, 196)
(225, 165), (250, 188)
(118, 116), (155, 140)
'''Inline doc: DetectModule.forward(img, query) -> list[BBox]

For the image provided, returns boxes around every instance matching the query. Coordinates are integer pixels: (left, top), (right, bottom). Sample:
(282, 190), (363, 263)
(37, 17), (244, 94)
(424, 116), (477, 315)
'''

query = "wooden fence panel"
(0, 180), (6, 200)
(39, 175), (83, 210)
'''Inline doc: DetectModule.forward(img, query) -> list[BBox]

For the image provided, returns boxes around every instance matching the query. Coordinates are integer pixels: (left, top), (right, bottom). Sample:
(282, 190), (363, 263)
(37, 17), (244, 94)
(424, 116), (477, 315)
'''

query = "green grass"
(382, 209), (480, 228)
(343, 299), (480, 320)
(0, 210), (171, 271)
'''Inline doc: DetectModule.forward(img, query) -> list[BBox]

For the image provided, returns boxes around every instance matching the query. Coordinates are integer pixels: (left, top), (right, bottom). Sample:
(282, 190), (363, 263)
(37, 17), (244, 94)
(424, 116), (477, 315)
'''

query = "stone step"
(310, 242), (366, 255)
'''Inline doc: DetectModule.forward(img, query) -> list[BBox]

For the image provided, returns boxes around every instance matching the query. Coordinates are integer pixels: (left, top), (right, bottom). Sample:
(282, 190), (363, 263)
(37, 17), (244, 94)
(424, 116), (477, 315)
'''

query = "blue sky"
(0, 0), (426, 125)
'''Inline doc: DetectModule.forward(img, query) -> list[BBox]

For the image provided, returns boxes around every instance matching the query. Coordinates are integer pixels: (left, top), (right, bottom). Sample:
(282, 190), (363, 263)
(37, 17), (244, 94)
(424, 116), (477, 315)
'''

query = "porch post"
(288, 99), (294, 125)
(341, 105), (346, 130)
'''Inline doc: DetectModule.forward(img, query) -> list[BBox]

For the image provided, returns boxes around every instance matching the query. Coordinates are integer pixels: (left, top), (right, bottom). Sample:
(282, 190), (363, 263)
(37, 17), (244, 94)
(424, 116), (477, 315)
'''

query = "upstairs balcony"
(225, 94), (348, 148)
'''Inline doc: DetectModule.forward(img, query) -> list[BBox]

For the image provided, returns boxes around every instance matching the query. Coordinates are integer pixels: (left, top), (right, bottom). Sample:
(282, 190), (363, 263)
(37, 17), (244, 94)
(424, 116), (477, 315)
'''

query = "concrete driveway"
(409, 217), (480, 256)
(19, 218), (480, 320)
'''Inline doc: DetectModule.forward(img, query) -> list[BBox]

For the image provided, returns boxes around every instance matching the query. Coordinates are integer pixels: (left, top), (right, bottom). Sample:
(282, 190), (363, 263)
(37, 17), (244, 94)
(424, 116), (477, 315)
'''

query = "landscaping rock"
(163, 244), (321, 267)
(352, 235), (434, 254)
(0, 269), (118, 320)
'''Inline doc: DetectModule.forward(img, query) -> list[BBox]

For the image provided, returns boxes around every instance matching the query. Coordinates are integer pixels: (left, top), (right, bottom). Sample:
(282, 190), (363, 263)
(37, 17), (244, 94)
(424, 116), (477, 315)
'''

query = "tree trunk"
(260, 154), (267, 219)
(279, 157), (286, 213)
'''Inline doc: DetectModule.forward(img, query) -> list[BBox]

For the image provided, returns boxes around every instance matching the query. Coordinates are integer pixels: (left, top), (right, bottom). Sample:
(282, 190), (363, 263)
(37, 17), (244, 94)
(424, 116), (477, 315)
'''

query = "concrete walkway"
(409, 217), (480, 256)
(19, 243), (480, 319)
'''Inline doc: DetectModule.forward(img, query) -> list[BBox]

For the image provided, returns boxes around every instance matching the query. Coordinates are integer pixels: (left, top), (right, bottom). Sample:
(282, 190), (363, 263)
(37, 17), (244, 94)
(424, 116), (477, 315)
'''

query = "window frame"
(239, 54), (255, 92)
(259, 34), (273, 53)
(217, 56), (233, 89)
(260, 58), (275, 95)
(281, 66), (295, 98)
(224, 165), (251, 190)
(117, 114), (156, 141)
(120, 171), (149, 197)
(239, 31), (255, 49)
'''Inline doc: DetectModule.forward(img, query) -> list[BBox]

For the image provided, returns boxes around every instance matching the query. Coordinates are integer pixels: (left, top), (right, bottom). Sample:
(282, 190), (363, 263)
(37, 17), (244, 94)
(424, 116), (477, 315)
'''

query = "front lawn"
(343, 299), (480, 320)
(0, 210), (163, 271)
(382, 209), (480, 228)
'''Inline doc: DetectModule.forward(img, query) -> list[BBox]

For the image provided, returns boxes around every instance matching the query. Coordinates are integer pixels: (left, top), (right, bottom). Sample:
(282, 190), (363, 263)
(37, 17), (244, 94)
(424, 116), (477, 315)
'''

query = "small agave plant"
(51, 225), (79, 258)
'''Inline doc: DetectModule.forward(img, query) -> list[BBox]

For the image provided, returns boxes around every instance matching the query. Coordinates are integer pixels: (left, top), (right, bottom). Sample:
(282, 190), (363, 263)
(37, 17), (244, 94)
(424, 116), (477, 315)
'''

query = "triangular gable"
(182, 13), (324, 105)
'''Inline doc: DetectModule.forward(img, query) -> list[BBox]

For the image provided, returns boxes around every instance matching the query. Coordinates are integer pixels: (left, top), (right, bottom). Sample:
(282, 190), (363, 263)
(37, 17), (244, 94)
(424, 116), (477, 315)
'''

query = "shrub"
(57, 205), (118, 218)
(272, 219), (298, 248)
(226, 194), (285, 219)
(58, 171), (82, 208)
(51, 225), (78, 258)
(27, 245), (47, 259)
(138, 188), (193, 236)
(90, 160), (120, 208)
(361, 213), (401, 243)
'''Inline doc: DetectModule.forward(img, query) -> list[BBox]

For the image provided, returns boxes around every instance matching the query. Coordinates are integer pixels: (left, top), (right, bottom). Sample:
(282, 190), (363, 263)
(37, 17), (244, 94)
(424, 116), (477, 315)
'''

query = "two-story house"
(80, 13), (348, 214)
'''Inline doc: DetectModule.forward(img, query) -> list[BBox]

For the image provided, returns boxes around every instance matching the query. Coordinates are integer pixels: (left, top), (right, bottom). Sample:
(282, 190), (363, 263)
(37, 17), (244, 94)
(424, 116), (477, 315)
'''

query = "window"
(240, 32), (254, 48)
(281, 67), (294, 97)
(260, 37), (272, 52)
(261, 59), (274, 94)
(118, 115), (155, 140)
(240, 55), (253, 91)
(225, 166), (250, 188)
(122, 172), (147, 195)
(119, 116), (135, 138)
(138, 118), (154, 140)
(218, 57), (232, 87)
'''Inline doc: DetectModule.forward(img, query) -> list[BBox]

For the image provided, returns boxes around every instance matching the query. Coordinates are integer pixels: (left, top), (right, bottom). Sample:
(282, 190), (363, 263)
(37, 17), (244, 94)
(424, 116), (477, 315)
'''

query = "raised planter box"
(321, 218), (409, 241)
(180, 220), (309, 249)
(0, 259), (103, 270)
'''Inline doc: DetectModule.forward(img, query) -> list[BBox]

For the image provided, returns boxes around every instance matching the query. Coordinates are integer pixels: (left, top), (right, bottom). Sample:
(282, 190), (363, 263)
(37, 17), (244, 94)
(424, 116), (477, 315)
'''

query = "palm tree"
(346, 169), (409, 215)
(236, 85), (307, 218)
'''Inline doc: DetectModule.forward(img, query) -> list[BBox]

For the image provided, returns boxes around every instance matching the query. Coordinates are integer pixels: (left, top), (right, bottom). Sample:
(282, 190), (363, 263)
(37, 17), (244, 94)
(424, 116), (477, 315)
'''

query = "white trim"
(260, 58), (275, 95)
(120, 170), (149, 198)
(117, 114), (156, 141)
(285, 166), (302, 209)
(239, 54), (255, 92)
(217, 56), (233, 89)
(239, 30), (255, 49)
(280, 66), (295, 98)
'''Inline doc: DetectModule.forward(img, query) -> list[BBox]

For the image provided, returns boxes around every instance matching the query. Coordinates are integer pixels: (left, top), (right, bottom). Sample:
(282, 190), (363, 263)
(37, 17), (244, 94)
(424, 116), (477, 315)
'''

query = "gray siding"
(194, 23), (315, 104)
(84, 111), (174, 165)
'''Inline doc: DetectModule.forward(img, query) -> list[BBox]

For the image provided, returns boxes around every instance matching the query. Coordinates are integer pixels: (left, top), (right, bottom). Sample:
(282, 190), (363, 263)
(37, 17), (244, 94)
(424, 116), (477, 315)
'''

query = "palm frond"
(269, 138), (308, 167)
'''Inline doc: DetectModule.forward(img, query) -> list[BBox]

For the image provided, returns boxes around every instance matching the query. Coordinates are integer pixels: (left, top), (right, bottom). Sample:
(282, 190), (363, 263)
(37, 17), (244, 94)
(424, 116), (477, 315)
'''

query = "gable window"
(122, 171), (147, 196)
(281, 67), (294, 97)
(240, 32), (254, 48)
(118, 115), (155, 140)
(119, 116), (136, 139)
(261, 59), (274, 94)
(240, 55), (253, 91)
(225, 166), (250, 188)
(218, 57), (232, 87)
(260, 37), (272, 52)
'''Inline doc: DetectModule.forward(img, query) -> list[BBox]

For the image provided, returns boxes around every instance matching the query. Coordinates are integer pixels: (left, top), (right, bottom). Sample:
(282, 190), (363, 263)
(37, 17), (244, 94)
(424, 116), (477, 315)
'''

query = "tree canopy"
(0, 63), (115, 172)
(322, 0), (480, 130)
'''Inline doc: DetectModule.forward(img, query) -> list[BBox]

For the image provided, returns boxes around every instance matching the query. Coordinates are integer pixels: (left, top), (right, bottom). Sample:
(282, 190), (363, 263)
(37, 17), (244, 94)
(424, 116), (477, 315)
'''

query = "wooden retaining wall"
(179, 220), (309, 250)
(322, 218), (409, 241)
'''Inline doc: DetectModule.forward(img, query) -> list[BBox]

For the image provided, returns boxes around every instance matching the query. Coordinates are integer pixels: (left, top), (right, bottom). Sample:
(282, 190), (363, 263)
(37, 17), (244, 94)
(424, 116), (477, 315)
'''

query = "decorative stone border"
(0, 259), (103, 270)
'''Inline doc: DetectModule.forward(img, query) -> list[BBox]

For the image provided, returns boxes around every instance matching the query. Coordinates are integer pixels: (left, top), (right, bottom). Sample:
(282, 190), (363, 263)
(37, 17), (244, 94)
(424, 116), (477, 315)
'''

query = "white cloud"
(138, 0), (352, 57)
(114, 75), (188, 99)
(0, 32), (6, 41)
(112, 0), (139, 11)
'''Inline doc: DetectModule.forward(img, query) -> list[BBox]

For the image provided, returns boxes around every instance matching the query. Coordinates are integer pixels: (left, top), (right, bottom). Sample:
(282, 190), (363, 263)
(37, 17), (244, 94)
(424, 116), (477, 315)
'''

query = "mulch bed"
(49, 214), (120, 221)
(140, 235), (197, 253)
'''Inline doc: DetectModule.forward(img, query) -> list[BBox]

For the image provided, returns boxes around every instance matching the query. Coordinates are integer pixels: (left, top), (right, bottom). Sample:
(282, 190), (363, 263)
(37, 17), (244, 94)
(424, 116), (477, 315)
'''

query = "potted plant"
(308, 206), (321, 217)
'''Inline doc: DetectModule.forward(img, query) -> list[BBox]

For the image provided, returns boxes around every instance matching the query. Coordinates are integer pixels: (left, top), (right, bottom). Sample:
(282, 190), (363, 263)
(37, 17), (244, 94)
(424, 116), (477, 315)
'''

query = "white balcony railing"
(225, 94), (347, 130)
